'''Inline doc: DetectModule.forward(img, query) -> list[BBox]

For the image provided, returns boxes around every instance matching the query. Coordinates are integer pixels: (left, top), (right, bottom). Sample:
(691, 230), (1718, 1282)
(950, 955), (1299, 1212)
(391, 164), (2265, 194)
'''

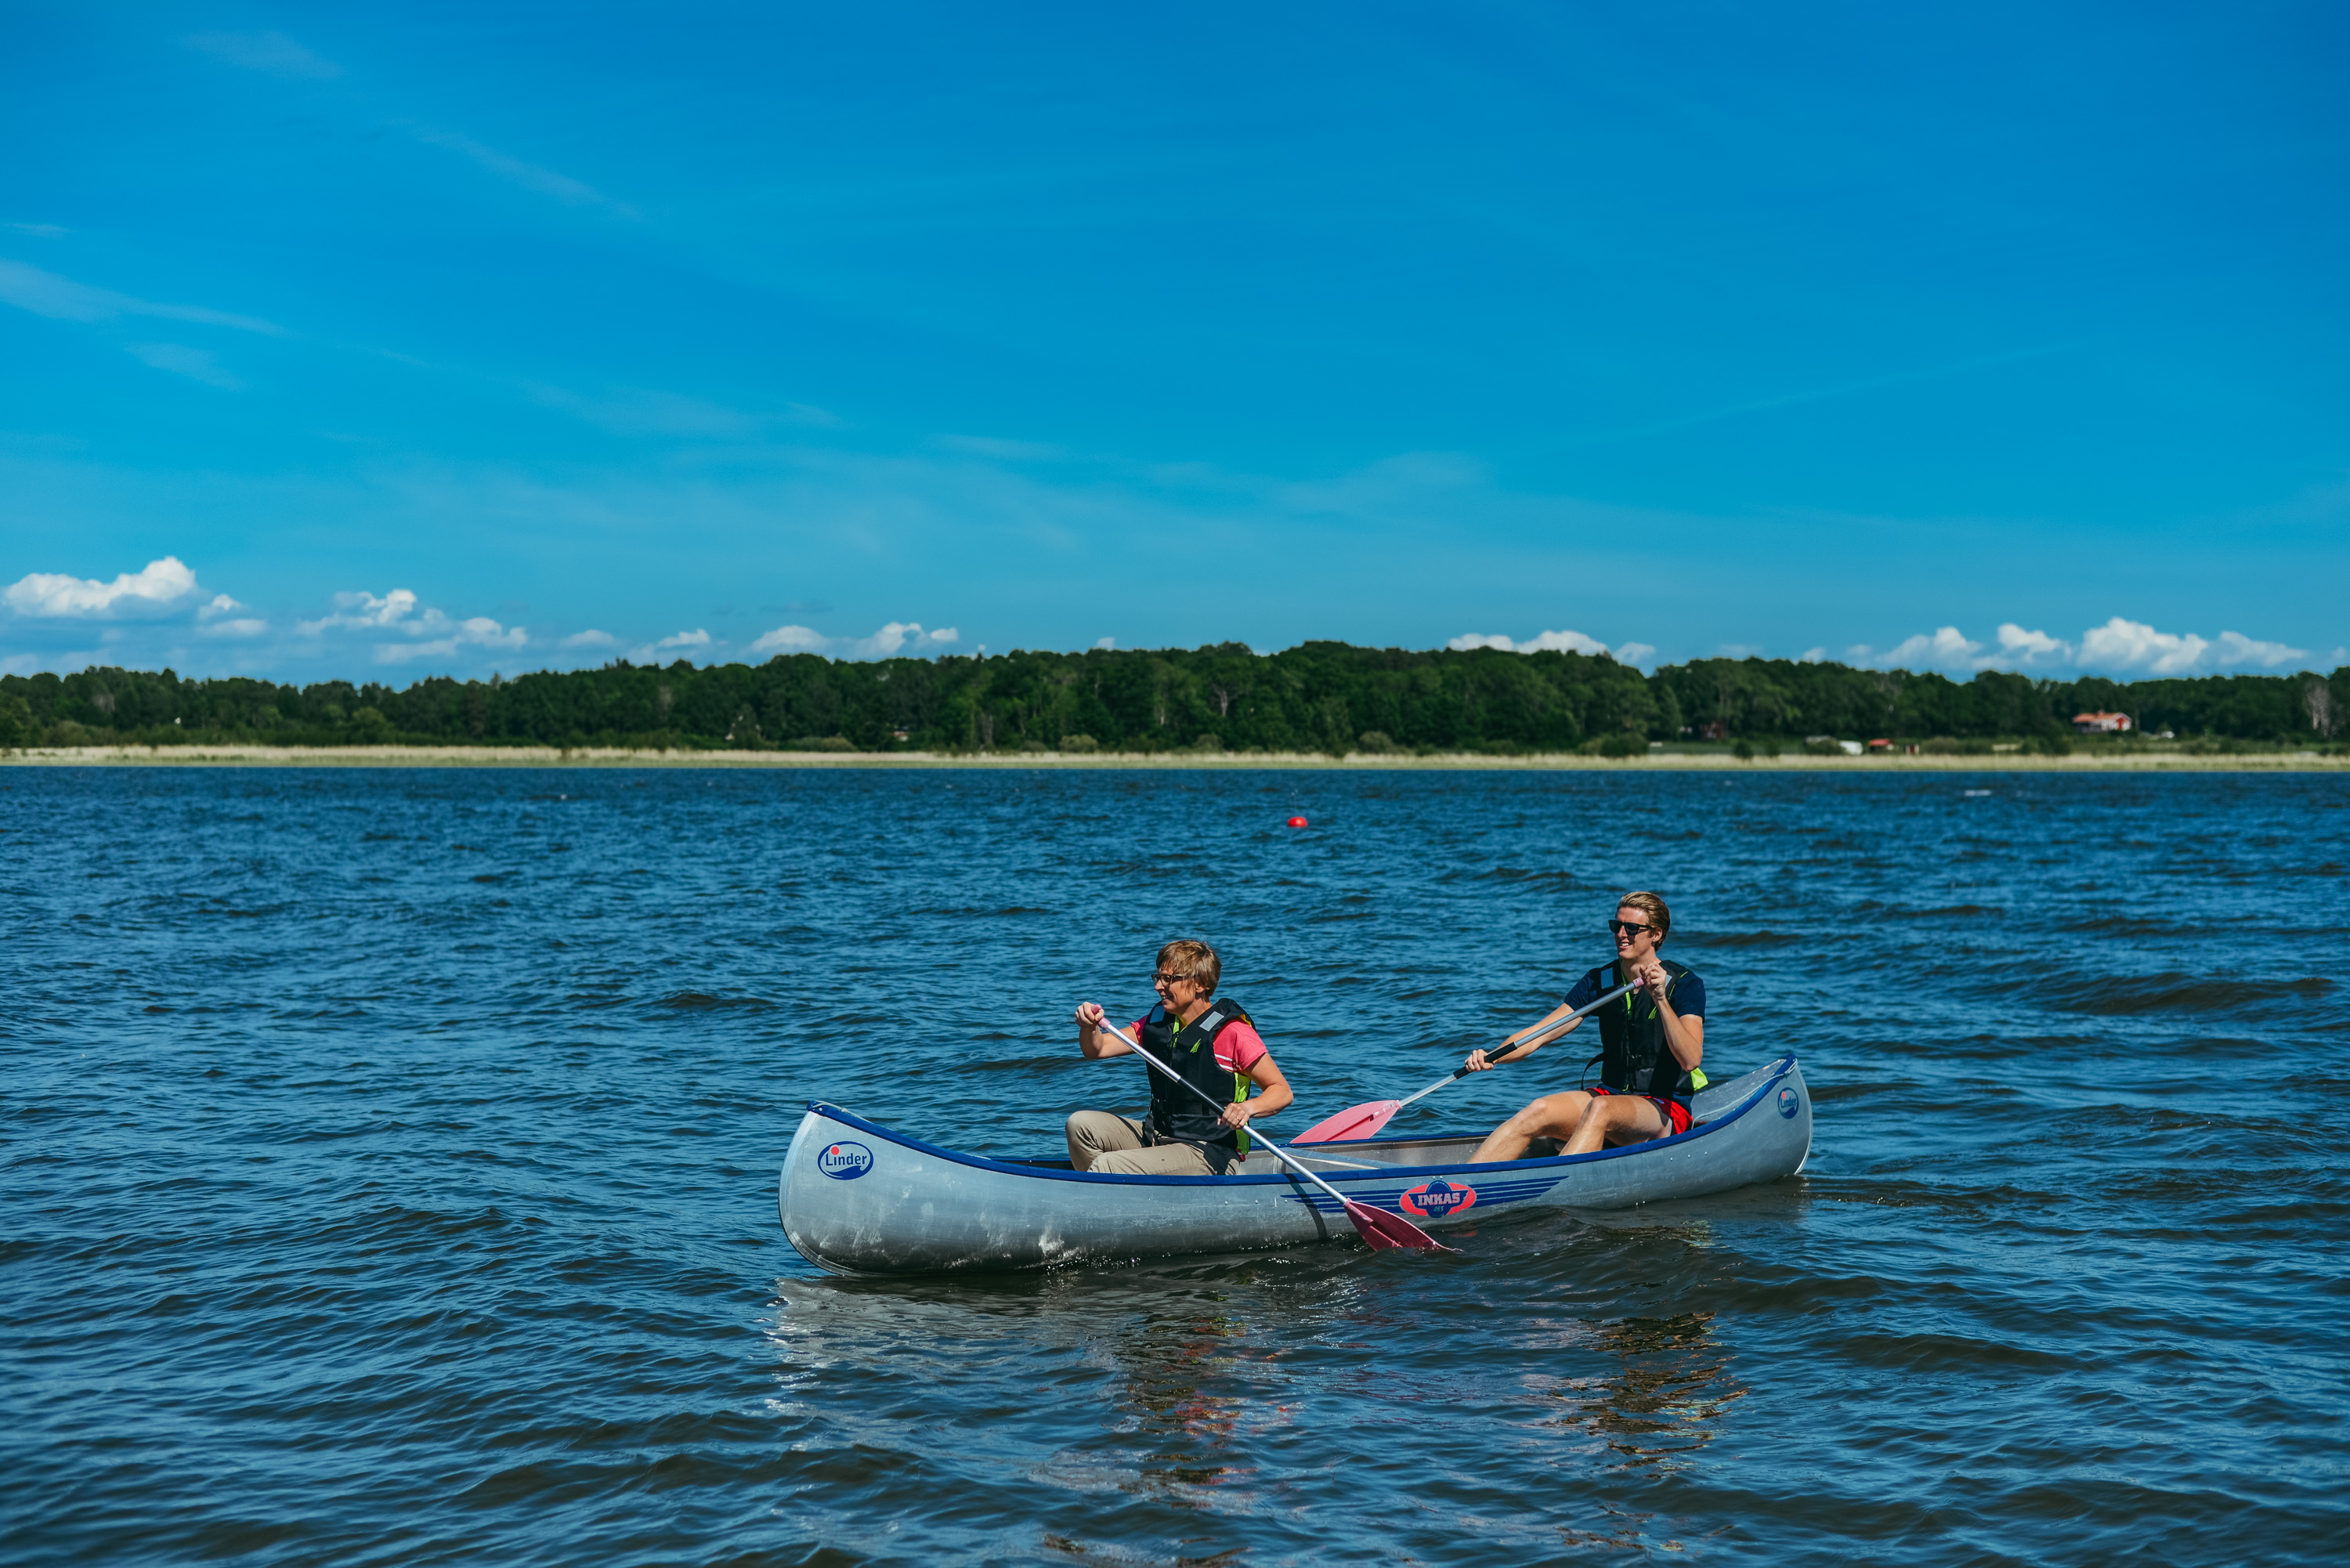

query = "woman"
(1465, 891), (1706, 1162)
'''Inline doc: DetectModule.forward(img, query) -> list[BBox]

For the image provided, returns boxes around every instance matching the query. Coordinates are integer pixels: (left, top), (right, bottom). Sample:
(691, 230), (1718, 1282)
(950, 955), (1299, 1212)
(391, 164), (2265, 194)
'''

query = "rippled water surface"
(6, 765), (2346, 1566)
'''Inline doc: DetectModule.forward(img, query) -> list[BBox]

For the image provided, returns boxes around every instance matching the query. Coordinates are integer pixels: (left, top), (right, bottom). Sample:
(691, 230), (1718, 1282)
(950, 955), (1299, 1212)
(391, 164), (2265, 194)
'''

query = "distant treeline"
(2, 645), (2344, 753)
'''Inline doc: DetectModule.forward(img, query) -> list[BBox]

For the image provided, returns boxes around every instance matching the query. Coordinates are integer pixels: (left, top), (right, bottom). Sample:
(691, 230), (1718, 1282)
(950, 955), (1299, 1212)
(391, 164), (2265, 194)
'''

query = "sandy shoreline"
(5, 743), (2344, 771)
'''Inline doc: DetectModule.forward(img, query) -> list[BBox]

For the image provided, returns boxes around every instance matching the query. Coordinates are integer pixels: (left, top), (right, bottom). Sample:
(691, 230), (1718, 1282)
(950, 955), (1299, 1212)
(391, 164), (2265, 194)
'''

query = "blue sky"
(4, 1), (2345, 682)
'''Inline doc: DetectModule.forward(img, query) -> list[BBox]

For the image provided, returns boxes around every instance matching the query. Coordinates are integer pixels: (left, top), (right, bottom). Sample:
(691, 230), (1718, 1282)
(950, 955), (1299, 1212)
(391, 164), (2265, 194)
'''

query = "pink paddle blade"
(1292, 1100), (1398, 1144)
(1343, 1198), (1454, 1252)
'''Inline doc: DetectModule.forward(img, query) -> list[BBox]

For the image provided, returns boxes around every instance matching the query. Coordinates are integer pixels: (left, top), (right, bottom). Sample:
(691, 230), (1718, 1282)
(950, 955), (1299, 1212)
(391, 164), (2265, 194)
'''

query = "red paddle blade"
(1343, 1198), (1454, 1252)
(1292, 1100), (1398, 1144)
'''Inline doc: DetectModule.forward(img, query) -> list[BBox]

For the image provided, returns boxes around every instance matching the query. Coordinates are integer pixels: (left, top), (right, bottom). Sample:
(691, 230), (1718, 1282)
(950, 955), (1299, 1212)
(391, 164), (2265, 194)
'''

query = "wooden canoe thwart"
(778, 1058), (1813, 1277)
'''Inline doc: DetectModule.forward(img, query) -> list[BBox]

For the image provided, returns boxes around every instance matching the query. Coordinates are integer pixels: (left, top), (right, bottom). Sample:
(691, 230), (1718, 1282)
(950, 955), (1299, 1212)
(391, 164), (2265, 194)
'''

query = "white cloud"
(855, 622), (956, 659)
(1994, 623), (2071, 666)
(562, 629), (617, 648)
(748, 620), (958, 660)
(747, 624), (823, 654)
(1094, 636), (1116, 650)
(8, 223), (67, 239)
(125, 341), (241, 389)
(186, 31), (342, 79)
(631, 628), (714, 662)
(1854, 616), (2317, 677)
(1448, 628), (1647, 663)
(414, 130), (637, 217)
(0, 259), (280, 334)
(1877, 627), (1983, 670)
(1797, 647), (1827, 663)
(375, 618), (527, 663)
(2214, 630), (2308, 668)
(5, 556), (201, 617)
(298, 589), (421, 634)
(192, 593), (268, 637)
(2077, 616), (2210, 674)
(292, 588), (526, 663)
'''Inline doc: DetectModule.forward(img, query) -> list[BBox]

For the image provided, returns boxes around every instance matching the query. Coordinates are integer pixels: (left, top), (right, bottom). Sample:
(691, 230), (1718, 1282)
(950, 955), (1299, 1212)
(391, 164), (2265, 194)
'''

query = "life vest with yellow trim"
(1582, 960), (1707, 1104)
(1137, 999), (1257, 1165)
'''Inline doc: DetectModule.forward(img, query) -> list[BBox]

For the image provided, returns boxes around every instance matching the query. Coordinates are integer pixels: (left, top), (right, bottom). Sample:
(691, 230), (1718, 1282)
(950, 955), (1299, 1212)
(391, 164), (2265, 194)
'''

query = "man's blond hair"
(1156, 938), (1221, 993)
(1617, 891), (1672, 944)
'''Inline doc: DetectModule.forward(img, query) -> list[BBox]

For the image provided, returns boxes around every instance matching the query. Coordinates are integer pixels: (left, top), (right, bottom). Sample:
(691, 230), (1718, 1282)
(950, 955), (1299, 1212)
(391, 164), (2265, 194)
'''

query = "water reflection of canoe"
(778, 1057), (1813, 1277)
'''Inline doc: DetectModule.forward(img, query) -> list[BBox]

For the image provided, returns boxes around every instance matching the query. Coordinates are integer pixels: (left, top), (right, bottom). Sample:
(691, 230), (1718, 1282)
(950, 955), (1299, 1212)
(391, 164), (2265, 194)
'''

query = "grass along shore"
(8, 743), (2346, 771)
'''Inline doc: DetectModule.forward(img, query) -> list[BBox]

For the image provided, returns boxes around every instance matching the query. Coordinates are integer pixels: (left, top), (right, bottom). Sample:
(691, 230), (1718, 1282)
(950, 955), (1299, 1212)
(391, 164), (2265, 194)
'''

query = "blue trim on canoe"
(800, 1057), (1797, 1190)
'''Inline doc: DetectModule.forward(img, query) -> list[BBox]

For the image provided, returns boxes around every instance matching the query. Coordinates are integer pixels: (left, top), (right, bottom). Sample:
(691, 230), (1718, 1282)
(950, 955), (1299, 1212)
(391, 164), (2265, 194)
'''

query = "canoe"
(777, 1056), (1813, 1277)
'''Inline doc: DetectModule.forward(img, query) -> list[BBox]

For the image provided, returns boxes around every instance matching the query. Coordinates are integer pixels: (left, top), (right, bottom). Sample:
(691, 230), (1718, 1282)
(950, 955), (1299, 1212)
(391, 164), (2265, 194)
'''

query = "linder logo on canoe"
(1777, 1087), (1801, 1119)
(1397, 1180), (1477, 1219)
(817, 1141), (874, 1180)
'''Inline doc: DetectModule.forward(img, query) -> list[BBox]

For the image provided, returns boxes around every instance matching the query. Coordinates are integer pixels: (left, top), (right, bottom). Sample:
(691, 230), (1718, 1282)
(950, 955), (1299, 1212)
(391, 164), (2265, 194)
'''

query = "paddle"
(1291, 978), (1641, 1144)
(1088, 1014), (1452, 1253)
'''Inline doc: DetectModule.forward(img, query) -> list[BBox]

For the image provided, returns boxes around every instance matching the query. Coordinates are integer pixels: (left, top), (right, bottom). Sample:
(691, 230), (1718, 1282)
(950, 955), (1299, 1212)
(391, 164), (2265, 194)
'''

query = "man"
(1068, 938), (1293, 1176)
(1465, 891), (1707, 1162)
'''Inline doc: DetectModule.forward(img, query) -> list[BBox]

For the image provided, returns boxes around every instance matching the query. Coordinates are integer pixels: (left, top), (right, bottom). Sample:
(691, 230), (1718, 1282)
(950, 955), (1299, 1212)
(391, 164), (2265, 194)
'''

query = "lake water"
(5, 765), (2345, 1566)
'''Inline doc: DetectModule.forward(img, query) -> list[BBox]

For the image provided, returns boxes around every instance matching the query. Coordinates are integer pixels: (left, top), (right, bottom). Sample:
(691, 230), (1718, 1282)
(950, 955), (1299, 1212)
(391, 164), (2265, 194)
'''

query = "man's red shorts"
(1589, 1086), (1693, 1136)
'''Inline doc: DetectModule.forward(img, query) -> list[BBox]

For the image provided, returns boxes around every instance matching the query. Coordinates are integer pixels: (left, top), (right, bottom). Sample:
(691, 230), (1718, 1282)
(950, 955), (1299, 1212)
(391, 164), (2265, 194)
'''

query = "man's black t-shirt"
(1567, 961), (1706, 1021)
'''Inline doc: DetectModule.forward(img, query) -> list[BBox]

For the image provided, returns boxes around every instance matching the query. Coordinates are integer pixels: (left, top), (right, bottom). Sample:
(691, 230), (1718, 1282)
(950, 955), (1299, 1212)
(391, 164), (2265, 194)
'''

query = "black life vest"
(1137, 998), (1256, 1166)
(1582, 959), (1704, 1103)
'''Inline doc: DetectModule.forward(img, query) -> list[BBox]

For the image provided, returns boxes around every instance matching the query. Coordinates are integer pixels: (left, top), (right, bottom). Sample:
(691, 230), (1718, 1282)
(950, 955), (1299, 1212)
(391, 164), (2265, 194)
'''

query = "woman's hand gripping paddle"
(1291, 978), (1640, 1144)
(1090, 1017), (1452, 1253)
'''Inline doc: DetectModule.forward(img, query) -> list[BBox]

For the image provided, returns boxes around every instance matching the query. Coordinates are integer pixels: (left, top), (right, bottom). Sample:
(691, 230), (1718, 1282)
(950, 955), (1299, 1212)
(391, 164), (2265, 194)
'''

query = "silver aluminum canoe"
(778, 1057), (1813, 1277)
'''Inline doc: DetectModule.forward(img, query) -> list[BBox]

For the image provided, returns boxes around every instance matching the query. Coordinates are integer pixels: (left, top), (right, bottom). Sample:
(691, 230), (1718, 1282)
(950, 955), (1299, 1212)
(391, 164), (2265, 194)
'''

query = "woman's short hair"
(1617, 891), (1671, 944)
(1157, 938), (1221, 993)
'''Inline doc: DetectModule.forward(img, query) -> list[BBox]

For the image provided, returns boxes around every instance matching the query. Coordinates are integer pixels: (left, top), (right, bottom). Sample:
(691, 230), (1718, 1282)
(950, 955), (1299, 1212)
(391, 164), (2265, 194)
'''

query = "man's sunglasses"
(1607, 919), (1657, 938)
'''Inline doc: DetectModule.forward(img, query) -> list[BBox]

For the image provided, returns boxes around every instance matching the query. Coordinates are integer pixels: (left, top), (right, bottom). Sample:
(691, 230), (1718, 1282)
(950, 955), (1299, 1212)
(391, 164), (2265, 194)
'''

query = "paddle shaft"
(1387, 978), (1640, 1114)
(1091, 1017), (1379, 1219)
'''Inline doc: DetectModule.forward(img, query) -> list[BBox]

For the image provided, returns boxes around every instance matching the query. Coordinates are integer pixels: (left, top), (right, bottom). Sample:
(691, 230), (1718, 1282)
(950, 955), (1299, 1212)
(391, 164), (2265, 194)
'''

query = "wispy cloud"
(0, 259), (281, 334)
(7, 222), (67, 239)
(1562, 342), (2077, 449)
(524, 383), (840, 439)
(748, 621), (958, 660)
(186, 31), (343, 80)
(125, 341), (242, 389)
(935, 434), (1067, 461)
(413, 129), (638, 218)
(562, 629), (618, 648)
(5, 556), (202, 617)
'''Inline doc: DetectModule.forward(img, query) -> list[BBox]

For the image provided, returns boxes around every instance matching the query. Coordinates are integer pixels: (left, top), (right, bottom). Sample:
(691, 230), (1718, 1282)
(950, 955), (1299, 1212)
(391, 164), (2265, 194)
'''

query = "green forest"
(2, 645), (2343, 753)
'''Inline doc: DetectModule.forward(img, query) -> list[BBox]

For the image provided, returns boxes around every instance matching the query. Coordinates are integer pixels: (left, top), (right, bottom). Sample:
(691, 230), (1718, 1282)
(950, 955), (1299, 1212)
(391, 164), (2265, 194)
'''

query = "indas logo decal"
(1397, 1180), (1477, 1218)
(817, 1141), (874, 1180)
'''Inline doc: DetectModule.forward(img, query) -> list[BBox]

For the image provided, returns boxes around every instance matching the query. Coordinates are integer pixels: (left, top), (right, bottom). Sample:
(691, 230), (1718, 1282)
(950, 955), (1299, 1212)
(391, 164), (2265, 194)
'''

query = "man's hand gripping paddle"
(1291, 978), (1640, 1144)
(1090, 1017), (1452, 1253)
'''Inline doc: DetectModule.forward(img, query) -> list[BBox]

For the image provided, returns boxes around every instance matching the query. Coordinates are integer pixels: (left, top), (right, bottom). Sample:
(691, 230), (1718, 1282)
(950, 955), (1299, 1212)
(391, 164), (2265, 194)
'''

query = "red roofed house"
(2073, 711), (2132, 733)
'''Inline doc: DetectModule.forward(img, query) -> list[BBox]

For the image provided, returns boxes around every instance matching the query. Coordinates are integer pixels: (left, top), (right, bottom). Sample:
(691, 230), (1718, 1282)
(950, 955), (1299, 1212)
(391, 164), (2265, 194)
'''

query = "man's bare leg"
(1560, 1093), (1667, 1156)
(1469, 1091), (1596, 1163)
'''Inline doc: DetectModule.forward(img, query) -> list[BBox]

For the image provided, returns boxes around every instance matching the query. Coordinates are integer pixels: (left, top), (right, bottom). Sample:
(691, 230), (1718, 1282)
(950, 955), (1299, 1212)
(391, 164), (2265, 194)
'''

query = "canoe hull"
(779, 1057), (1813, 1277)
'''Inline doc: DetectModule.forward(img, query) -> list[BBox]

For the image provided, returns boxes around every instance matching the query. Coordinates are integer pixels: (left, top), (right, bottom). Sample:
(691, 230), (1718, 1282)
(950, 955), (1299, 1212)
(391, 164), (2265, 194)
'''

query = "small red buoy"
(1286, 815), (1308, 829)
